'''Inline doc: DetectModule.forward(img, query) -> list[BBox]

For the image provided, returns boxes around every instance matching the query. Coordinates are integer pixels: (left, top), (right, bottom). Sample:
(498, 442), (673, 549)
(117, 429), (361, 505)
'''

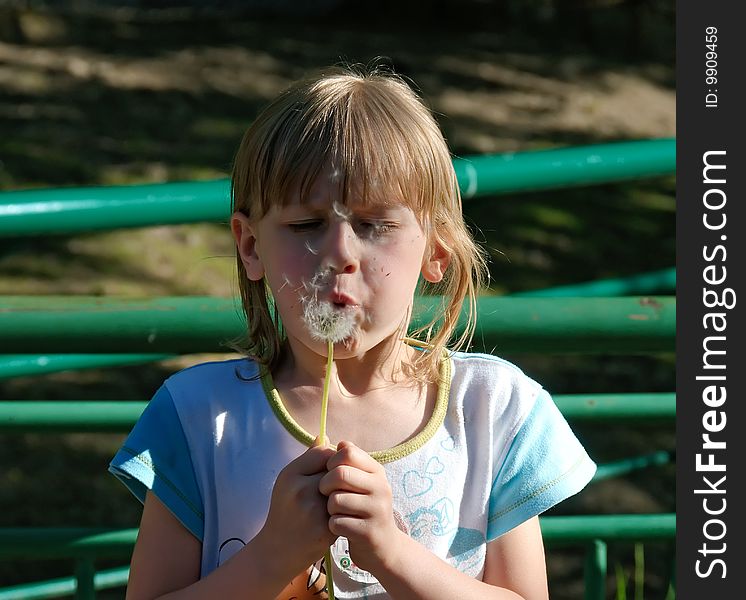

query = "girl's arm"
(126, 492), (201, 599)
(481, 517), (549, 599)
(126, 492), (292, 600)
(127, 442), (338, 600)
(321, 441), (549, 600)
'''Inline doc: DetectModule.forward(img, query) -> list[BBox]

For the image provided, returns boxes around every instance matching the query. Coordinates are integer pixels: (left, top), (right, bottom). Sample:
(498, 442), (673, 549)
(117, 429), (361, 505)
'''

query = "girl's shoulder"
(159, 357), (264, 413)
(163, 356), (259, 388)
(445, 350), (546, 437)
(446, 350), (543, 396)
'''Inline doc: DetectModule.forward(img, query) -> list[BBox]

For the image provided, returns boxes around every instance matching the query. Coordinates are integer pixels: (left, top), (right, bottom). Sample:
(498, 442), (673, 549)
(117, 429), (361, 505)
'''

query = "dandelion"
(298, 268), (358, 600)
(303, 295), (357, 344)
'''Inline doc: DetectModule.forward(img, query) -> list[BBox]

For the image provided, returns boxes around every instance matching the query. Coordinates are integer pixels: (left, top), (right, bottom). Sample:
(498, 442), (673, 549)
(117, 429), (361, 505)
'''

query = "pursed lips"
(330, 291), (359, 307)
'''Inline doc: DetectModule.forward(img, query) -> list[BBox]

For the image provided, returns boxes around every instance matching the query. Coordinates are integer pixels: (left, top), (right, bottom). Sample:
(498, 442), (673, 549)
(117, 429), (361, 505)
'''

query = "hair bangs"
(252, 73), (451, 218)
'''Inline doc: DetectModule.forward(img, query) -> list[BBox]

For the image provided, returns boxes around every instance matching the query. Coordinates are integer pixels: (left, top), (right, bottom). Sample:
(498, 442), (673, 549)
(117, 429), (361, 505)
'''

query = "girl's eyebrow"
(278, 203), (326, 217)
(353, 206), (403, 218)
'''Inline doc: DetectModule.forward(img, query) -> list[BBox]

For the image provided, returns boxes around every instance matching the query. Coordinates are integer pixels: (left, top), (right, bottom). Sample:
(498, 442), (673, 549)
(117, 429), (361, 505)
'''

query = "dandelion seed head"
(299, 267), (357, 343)
(302, 297), (357, 342)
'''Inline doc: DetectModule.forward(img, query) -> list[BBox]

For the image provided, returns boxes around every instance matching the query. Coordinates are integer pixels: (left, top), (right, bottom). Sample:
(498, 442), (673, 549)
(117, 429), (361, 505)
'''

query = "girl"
(110, 66), (596, 600)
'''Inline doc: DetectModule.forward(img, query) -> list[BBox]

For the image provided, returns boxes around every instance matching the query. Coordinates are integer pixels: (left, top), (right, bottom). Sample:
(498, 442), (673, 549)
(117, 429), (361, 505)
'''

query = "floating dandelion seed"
(304, 240), (319, 256)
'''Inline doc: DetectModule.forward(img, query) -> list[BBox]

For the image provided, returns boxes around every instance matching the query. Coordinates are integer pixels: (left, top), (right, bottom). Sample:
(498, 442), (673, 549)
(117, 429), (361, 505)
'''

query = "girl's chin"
(288, 327), (405, 360)
(328, 335), (362, 355)
(323, 332), (404, 358)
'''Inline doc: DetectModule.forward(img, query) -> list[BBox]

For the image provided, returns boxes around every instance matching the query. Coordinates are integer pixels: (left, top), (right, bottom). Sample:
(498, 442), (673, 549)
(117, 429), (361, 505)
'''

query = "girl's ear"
(421, 240), (450, 283)
(231, 212), (265, 281)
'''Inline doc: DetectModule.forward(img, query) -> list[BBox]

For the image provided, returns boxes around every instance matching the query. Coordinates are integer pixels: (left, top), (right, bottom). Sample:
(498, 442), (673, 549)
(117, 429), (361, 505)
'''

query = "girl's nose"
(322, 220), (359, 274)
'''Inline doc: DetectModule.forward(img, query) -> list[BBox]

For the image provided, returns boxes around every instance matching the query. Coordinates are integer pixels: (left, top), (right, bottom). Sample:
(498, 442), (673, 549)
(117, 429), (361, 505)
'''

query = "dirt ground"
(0, 4), (675, 598)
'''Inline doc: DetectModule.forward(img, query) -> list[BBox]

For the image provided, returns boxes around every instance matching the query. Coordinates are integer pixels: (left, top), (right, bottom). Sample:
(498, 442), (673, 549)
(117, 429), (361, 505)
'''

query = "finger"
(326, 441), (380, 474)
(327, 490), (372, 518)
(290, 443), (337, 476)
(318, 464), (375, 496)
(328, 514), (371, 539)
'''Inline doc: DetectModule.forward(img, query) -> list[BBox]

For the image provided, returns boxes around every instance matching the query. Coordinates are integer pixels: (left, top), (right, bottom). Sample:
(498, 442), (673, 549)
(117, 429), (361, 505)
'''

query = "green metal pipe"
(511, 267), (676, 297)
(0, 402), (147, 432)
(592, 451), (673, 481)
(0, 394), (674, 433)
(0, 180), (229, 237)
(554, 393), (675, 422)
(584, 540), (608, 600)
(0, 296), (675, 354)
(453, 138), (675, 198)
(0, 354), (174, 380)
(0, 566), (129, 600)
(540, 514), (675, 545)
(73, 559), (94, 600)
(0, 515), (674, 558)
(0, 140), (675, 236)
(0, 529), (137, 559)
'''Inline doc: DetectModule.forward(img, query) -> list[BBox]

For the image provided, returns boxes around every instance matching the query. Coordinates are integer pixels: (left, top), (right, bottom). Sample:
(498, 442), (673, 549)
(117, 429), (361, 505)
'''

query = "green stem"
(319, 339), (335, 600)
(634, 543), (644, 600)
(325, 548), (335, 600)
(319, 339), (333, 443)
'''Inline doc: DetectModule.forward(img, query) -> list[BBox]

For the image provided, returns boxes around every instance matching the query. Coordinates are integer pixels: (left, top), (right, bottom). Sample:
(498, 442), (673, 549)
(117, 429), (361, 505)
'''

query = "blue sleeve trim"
(486, 390), (596, 541)
(108, 385), (204, 541)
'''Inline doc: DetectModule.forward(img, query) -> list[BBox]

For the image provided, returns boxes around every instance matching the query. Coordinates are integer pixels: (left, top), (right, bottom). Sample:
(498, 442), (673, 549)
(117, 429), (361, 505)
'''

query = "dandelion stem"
(325, 548), (335, 600)
(319, 339), (333, 443)
(319, 338), (335, 600)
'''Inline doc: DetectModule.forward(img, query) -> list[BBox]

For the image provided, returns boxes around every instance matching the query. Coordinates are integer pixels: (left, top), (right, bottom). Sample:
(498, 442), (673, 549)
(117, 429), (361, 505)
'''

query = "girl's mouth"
(330, 292), (359, 308)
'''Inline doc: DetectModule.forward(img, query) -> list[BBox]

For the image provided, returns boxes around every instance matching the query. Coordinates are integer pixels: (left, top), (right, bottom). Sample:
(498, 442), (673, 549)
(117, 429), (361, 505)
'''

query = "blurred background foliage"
(0, 1), (675, 598)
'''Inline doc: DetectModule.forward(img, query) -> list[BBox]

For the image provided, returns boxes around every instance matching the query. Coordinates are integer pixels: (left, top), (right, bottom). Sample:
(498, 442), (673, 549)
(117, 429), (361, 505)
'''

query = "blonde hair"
(231, 65), (488, 382)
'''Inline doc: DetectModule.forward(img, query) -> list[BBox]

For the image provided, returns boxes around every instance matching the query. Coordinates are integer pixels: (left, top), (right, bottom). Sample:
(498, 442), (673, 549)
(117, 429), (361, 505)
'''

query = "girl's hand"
(258, 439), (338, 575)
(319, 440), (402, 573)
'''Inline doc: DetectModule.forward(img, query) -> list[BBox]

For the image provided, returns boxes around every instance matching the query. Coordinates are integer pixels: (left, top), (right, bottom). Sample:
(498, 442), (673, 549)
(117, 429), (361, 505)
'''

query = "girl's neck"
(271, 338), (436, 452)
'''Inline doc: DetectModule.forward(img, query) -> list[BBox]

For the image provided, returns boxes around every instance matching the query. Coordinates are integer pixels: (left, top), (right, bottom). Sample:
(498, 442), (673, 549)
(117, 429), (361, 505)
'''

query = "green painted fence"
(0, 138), (676, 599)
(0, 295), (675, 354)
(0, 139), (674, 237)
(0, 515), (676, 600)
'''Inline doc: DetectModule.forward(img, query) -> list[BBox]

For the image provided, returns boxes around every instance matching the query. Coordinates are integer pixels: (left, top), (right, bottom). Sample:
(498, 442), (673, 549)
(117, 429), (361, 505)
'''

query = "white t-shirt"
(110, 350), (596, 598)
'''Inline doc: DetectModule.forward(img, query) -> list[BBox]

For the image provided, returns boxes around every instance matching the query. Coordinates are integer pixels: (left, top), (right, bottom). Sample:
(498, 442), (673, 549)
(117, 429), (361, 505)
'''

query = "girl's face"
(232, 170), (448, 363)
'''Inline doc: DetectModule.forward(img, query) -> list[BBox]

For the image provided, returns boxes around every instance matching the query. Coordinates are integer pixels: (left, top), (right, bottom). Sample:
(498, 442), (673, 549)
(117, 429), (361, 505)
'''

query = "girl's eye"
(359, 221), (396, 236)
(288, 221), (322, 232)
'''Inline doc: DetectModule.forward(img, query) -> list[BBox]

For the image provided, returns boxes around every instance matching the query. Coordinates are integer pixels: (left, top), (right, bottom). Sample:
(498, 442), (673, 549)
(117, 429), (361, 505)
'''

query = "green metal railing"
(0, 293), (674, 382)
(452, 138), (674, 198)
(0, 293), (676, 597)
(0, 138), (676, 599)
(0, 295), (674, 354)
(0, 514), (675, 600)
(0, 354), (174, 380)
(0, 566), (129, 600)
(0, 267), (675, 380)
(511, 266), (676, 298)
(0, 139), (674, 237)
